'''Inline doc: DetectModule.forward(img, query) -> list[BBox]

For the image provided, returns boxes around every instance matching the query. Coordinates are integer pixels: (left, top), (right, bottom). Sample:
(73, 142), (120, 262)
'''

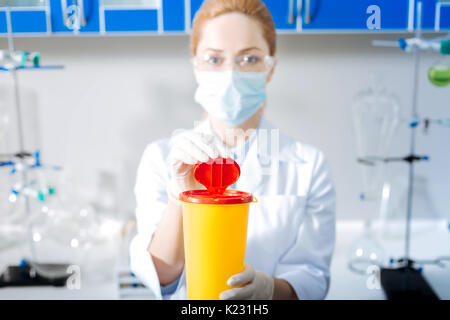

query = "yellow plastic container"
(180, 189), (255, 300)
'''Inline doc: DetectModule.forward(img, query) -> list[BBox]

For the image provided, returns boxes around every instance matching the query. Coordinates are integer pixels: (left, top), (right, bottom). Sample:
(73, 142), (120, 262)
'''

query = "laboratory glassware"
(352, 79), (400, 201)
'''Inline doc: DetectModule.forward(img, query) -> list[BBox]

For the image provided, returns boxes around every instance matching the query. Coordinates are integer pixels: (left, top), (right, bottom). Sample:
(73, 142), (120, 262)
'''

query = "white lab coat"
(129, 116), (336, 300)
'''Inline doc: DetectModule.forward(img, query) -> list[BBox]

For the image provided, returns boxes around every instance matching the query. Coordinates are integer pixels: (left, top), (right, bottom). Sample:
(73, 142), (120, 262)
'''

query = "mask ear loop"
(191, 56), (198, 68)
(264, 56), (276, 72)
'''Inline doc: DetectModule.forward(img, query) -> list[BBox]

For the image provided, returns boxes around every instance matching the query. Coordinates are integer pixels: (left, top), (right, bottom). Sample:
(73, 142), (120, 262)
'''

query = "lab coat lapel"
(238, 117), (308, 194)
(237, 132), (263, 193)
(238, 117), (278, 194)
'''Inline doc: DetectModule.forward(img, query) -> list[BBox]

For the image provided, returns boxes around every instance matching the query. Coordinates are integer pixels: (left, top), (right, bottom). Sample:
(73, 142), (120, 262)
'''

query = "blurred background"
(1, 34), (450, 220)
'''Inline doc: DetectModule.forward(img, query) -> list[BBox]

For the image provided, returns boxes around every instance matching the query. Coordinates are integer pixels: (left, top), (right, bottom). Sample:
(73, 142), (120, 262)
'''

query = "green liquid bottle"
(428, 59), (450, 87)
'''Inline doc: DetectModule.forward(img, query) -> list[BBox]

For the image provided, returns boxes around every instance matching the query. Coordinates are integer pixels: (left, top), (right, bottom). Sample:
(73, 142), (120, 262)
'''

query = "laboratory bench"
(0, 219), (449, 300)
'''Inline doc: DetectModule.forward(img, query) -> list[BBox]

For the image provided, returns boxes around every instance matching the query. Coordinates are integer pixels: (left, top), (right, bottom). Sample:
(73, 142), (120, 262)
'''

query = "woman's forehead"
(197, 12), (269, 54)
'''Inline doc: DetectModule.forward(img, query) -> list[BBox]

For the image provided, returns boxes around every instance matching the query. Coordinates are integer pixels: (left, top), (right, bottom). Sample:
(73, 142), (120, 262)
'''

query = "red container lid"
(193, 157), (240, 194)
(179, 157), (253, 204)
(179, 189), (253, 204)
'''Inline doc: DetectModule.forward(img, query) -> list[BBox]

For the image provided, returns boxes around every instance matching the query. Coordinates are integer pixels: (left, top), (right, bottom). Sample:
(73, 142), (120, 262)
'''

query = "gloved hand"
(220, 264), (274, 300)
(167, 129), (227, 205)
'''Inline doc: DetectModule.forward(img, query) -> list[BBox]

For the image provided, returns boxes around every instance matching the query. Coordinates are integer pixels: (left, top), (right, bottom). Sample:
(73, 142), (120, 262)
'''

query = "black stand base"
(380, 266), (439, 300)
(0, 265), (68, 288)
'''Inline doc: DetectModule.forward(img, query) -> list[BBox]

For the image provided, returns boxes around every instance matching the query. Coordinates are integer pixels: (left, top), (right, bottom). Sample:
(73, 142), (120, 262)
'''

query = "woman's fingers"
(172, 131), (229, 163)
(170, 145), (201, 165)
(170, 130), (231, 171)
(227, 264), (255, 287)
(213, 135), (229, 159)
(171, 135), (212, 164)
(178, 141), (210, 163)
(220, 281), (256, 300)
(183, 131), (219, 159)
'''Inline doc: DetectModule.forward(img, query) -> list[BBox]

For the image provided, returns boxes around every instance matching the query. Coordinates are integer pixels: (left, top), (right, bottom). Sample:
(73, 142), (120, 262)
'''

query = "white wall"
(0, 33), (449, 220)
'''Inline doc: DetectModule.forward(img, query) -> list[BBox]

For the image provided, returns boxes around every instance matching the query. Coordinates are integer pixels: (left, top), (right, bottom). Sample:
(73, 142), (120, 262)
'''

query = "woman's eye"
(242, 55), (259, 64)
(206, 56), (222, 65)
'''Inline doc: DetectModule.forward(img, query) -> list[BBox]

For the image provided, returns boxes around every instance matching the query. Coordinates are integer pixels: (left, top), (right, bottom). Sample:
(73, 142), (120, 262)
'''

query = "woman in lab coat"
(130, 0), (336, 300)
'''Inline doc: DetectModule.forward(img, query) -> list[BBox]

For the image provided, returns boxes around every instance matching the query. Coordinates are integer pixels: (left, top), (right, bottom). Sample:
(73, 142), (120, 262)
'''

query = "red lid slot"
(193, 157), (240, 194)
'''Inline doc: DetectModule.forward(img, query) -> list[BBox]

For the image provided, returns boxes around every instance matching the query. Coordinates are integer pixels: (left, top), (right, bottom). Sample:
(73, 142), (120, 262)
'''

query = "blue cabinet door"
(301, 0), (410, 31)
(262, 0), (298, 30)
(101, 0), (160, 33)
(0, 11), (7, 34)
(162, 0), (185, 32)
(0, 5), (48, 34)
(189, 0), (203, 28)
(11, 10), (48, 33)
(437, 2), (450, 30)
(104, 9), (158, 32)
(50, 0), (99, 33)
(414, 0), (450, 30)
(190, 0), (298, 31)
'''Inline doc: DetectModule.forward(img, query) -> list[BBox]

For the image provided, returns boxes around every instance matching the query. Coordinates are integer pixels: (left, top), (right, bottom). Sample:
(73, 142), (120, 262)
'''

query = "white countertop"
(326, 219), (450, 299)
(1, 219), (449, 300)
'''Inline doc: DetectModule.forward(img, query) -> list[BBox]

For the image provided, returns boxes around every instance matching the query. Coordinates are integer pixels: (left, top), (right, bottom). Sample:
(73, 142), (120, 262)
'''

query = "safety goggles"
(192, 53), (275, 72)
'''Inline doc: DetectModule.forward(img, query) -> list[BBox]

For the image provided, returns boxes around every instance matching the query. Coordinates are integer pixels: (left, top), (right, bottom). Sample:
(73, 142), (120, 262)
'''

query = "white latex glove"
(167, 129), (227, 205)
(220, 264), (274, 300)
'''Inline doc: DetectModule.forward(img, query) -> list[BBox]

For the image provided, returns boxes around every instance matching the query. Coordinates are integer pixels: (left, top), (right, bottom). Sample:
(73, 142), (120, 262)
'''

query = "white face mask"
(194, 70), (267, 125)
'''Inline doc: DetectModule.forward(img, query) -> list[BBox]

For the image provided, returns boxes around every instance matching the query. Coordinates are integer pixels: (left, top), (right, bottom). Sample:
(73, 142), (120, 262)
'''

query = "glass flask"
(26, 194), (122, 283)
(352, 79), (401, 201)
(0, 169), (28, 252)
(347, 220), (386, 275)
(428, 56), (450, 87)
(0, 99), (10, 141)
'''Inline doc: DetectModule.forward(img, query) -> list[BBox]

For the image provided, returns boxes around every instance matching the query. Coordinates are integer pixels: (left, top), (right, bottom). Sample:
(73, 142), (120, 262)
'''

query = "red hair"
(191, 0), (277, 56)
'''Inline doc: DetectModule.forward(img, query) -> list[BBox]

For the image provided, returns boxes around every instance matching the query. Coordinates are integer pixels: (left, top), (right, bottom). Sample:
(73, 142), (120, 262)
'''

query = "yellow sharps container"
(179, 158), (256, 300)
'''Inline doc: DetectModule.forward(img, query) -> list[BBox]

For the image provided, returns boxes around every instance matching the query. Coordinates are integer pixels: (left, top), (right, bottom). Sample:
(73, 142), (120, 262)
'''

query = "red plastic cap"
(179, 189), (253, 204)
(193, 157), (240, 194)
